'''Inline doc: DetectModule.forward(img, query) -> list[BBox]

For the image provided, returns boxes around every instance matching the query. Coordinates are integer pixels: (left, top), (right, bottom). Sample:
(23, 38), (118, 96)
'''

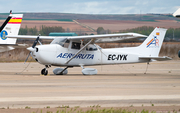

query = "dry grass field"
(0, 20), (91, 32)
(1, 18), (180, 33)
(77, 20), (180, 32)
(21, 20), (90, 31)
(98, 42), (180, 60)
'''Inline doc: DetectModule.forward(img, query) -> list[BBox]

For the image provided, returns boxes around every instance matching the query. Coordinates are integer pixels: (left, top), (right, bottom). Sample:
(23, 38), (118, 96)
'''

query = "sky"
(0, 0), (180, 14)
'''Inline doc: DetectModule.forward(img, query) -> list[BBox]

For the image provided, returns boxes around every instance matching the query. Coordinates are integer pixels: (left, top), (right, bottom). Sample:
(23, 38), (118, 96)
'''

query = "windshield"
(50, 38), (68, 47)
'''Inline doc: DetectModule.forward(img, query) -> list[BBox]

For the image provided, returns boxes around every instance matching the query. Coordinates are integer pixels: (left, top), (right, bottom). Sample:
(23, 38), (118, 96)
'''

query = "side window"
(71, 42), (81, 49)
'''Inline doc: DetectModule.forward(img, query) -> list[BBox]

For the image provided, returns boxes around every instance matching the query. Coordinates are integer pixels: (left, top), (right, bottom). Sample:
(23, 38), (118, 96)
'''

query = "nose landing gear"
(41, 68), (48, 75)
(41, 65), (51, 75)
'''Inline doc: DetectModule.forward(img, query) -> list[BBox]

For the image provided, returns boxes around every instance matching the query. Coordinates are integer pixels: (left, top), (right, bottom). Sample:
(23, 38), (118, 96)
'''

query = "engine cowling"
(53, 68), (68, 75)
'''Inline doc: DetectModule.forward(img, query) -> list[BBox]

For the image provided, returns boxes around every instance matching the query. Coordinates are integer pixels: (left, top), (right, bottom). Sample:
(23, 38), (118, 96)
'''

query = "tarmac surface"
(0, 60), (180, 109)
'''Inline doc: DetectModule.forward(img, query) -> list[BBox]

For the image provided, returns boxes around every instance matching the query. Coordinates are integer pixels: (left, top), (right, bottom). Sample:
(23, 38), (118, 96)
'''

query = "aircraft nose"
(34, 45), (57, 65)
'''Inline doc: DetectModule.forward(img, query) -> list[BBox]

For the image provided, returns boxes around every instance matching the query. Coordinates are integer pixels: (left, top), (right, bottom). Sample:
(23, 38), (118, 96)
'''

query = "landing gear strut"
(41, 65), (51, 75)
(53, 66), (73, 75)
(59, 66), (69, 75)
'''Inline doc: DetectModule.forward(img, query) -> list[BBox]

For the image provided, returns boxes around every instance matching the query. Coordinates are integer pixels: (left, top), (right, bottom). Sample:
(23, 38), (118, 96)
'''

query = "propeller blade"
(24, 34), (40, 64)
(24, 52), (31, 64)
(32, 34), (40, 48)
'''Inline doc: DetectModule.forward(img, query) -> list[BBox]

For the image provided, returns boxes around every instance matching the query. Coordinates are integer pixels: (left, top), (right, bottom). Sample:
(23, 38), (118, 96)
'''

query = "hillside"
(0, 13), (178, 21)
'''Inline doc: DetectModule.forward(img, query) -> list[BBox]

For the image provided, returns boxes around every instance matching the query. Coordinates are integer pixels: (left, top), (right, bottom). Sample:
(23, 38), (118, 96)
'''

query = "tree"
(19, 26), (28, 35)
(28, 26), (38, 35)
(97, 27), (105, 34)
(39, 25), (65, 36)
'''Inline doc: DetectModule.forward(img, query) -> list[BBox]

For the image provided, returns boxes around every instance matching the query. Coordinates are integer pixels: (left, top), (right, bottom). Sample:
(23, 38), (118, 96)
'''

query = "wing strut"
(65, 39), (93, 64)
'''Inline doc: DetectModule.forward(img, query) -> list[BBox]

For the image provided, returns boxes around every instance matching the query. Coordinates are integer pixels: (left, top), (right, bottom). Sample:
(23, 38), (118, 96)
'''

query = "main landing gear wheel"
(41, 68), (48, 75)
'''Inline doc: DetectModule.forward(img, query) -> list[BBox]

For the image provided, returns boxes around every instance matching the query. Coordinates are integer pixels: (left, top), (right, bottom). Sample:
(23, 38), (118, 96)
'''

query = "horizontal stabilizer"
(139, 56), (172, 61)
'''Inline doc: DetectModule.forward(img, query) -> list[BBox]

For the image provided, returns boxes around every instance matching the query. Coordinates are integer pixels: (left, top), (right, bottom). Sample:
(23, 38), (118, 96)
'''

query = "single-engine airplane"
(0, 11), (24, 52)
(7, 27), (171, 75)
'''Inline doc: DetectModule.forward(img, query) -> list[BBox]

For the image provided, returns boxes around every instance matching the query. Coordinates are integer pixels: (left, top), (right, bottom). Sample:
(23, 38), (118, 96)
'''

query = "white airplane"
(0, 11), (24, 52)
(7, 27), (171, 75)
(173, 8), (180, 18)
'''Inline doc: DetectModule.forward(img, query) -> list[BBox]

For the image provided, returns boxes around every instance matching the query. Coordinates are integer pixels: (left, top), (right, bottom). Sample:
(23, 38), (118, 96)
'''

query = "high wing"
(7, 33), (147, 42)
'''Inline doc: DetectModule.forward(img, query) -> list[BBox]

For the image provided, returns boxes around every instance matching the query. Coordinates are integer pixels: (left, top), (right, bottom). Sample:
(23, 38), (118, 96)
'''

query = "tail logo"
(146, 32), (159, 48)
(0, 30), (8, 40)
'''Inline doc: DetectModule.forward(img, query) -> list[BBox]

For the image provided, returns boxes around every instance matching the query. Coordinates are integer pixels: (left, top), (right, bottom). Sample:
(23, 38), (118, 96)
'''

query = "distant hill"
(0, 13), (178, 21)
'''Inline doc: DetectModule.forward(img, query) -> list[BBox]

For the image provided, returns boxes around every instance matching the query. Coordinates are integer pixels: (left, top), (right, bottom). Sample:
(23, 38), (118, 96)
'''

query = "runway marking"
(1, 95), (180, 102)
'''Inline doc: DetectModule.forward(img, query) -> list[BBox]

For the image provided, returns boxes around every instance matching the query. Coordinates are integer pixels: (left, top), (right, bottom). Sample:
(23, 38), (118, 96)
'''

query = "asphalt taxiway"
(0, 60), (180, 108)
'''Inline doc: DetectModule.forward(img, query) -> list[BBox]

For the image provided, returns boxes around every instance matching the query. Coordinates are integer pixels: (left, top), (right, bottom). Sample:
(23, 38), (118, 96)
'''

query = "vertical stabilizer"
(138, 27), (167, 57)
(0, 14), (23, 44)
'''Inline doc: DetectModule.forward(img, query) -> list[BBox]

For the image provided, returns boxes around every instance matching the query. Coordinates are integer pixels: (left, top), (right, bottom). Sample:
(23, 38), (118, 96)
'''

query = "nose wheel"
(41, 65), (50, 75)
(41, 68), (48, 75)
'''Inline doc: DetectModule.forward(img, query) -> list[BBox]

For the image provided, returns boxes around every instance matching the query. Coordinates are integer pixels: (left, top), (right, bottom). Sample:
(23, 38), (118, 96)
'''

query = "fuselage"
(31, 44), (148, 67)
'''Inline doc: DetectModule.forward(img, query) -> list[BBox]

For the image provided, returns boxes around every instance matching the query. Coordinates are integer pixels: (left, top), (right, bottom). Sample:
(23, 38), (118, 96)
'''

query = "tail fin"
(138, 27), (167, 57)
(0, 13), (23, 44)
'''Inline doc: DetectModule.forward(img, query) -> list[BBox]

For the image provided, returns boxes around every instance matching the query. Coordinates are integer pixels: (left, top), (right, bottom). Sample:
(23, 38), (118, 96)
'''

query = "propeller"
(24, 34), (40, 63)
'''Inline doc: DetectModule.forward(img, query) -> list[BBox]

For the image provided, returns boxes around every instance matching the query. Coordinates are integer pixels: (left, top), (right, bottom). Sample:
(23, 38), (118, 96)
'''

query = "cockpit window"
(50, 38), (69, 48)
(71, 42), (81, 49)
(71, 42), (97, 51)
(86, 44), (97, 51)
